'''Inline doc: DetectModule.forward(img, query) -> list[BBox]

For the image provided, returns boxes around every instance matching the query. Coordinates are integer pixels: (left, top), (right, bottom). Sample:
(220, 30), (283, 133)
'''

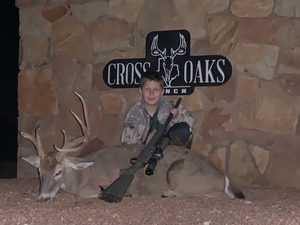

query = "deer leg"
(205, 192), (222, 198)
(162, 189), (181, 198)
(162, 158), (185, 198)
(78, 186), (101, 198)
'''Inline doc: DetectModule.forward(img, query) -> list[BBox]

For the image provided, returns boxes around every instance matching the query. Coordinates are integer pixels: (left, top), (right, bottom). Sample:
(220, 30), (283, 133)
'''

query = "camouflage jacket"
(121, 97), (198, 145)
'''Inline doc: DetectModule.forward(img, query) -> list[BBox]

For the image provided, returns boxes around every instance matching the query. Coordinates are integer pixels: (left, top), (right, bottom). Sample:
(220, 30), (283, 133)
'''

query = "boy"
(121, 70), (197, 150)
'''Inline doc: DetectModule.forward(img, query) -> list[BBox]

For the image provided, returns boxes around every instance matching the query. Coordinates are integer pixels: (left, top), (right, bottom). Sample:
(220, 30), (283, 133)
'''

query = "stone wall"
(16, 0), (300, 187)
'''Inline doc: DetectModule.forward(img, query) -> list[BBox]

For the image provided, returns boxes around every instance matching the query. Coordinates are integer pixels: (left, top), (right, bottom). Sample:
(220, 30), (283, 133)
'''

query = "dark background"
(0, 1), (19, 178)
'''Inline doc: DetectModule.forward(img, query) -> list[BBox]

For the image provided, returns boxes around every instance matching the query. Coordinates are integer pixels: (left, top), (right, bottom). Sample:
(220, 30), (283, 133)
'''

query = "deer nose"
(38, 192), (53, 202)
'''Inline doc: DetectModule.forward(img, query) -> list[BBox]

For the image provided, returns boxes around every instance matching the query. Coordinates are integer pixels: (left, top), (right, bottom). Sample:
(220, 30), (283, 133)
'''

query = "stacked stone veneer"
(16, 0), (300, 187)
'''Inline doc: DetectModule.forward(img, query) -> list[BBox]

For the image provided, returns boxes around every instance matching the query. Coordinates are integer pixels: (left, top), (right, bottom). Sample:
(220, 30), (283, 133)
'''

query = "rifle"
(145, 137), (167, 176)
(98, 97), (182, 203)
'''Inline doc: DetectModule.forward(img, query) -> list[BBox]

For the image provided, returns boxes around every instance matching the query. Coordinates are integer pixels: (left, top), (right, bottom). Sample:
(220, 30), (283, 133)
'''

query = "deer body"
(23, 143), (244, 201)
(126, 145), (229, 198)
(21, 92), (244, 202)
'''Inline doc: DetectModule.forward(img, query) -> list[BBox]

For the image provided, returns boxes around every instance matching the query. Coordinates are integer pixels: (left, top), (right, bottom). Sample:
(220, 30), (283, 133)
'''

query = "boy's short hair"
(139, 70), (165, 88)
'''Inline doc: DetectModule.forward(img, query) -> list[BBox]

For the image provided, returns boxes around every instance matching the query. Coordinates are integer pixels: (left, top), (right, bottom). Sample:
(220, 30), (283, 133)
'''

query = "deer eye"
(55, 170), (62, 177)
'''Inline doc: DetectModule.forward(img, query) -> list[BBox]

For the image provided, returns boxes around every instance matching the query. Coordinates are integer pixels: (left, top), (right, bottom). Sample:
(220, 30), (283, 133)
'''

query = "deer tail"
(224, 176), (245, 200)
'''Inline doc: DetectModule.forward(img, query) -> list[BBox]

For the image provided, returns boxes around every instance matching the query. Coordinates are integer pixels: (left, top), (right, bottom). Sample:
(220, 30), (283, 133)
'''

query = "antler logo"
(102, 29), (232, 95)
(151, 33), (187, 87)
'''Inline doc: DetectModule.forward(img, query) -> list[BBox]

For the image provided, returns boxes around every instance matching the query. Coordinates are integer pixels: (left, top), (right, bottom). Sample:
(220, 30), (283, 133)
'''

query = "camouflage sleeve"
(173, 103), (198, 130)
(121, 112), (139, 145)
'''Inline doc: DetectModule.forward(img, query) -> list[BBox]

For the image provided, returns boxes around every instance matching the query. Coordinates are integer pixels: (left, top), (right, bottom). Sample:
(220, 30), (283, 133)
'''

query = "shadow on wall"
(0, 104), (18, 178)
(0, 115), (18, 178)
(0, 1), (19, 179)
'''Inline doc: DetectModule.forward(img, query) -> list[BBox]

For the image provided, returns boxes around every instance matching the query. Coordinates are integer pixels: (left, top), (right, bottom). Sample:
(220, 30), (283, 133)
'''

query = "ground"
(0, 178), (300, 225)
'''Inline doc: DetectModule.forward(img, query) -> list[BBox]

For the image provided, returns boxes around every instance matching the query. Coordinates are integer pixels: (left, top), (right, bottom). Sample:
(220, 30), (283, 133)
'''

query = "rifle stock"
(98, 97), (182, 203)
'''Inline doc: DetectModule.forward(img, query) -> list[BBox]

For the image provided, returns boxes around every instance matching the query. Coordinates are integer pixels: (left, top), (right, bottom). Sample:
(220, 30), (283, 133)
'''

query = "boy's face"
(139, 80), (164, 106)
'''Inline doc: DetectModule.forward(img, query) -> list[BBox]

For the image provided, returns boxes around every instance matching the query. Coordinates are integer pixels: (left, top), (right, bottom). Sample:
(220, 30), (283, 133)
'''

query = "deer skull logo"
(102, 29), (232, 95)
(150, 33), (187, 87)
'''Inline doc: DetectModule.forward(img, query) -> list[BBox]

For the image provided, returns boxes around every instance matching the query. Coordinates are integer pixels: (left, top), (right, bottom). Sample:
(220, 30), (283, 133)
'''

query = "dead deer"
(21, 92), (245, 202)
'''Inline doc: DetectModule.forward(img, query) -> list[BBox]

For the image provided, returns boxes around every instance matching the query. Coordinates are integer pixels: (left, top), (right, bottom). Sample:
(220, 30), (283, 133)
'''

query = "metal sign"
(103, 29), (232, 95)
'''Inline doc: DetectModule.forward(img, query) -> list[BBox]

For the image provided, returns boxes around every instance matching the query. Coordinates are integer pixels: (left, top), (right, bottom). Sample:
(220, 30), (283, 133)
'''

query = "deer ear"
(21, 155), (41, 168)
(65, 156), (94, 170)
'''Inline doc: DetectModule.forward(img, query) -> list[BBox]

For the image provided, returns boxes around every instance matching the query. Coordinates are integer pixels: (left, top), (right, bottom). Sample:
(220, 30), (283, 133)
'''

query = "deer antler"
(54, 92), (90, 156)
(151, 34), (167, 59)
(170, 33), (187, 60)
(20, 126), (45, 159)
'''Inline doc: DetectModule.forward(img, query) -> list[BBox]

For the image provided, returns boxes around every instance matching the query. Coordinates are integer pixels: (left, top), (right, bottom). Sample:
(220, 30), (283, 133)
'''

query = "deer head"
(21, 92), (93, 202)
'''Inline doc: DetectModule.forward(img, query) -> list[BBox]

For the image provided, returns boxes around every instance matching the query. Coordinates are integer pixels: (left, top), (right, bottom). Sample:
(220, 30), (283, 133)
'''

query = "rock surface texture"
(16, 0), (300, 188)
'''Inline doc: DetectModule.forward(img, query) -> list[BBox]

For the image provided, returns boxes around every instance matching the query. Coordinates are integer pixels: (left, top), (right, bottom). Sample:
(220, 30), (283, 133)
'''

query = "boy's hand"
(170, 108), (178, 118)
